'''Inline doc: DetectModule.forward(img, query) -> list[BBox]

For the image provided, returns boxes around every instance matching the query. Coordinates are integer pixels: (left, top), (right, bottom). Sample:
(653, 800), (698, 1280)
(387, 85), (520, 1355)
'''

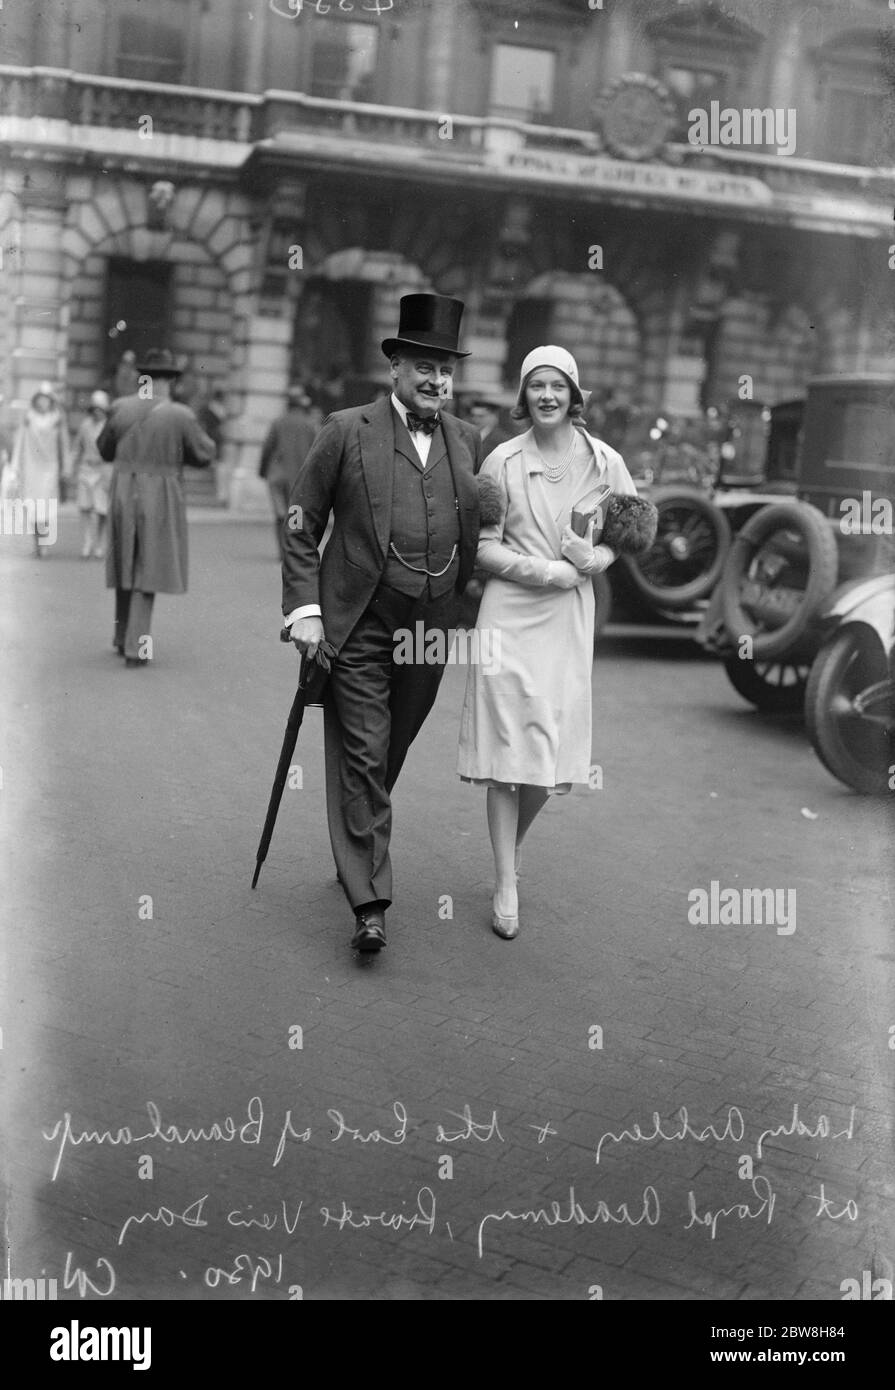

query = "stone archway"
(0, 188), (23, 410)
(58, 175), (257, 502)
(63, 227), (235, 407)
(62, 177), (254, 404)
(291, 249), (432, 402)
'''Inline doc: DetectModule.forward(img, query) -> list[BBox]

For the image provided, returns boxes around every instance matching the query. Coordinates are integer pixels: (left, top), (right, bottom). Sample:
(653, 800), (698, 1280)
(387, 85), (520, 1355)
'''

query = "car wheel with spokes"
(805, 627), (894, 794)
(723, 653), (812, 712)
(623, 487), (731, 612)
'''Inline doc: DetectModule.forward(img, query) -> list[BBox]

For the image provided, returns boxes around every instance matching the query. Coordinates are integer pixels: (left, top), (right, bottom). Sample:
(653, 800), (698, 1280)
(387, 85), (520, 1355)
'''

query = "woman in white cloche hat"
(9, 382), (68, 557)
(457, 346), (656, 940)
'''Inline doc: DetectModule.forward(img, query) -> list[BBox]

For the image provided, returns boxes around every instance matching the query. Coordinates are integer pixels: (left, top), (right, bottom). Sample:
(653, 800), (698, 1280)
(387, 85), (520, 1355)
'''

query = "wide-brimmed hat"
(515, 346), (590, 412)
(136, 348), (182, 377)
(381, 293), (470, 359)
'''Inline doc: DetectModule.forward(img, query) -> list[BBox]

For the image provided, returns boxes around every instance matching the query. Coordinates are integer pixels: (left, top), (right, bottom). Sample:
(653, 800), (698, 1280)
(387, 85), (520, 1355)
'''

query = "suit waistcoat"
(381, 419), (461, 598)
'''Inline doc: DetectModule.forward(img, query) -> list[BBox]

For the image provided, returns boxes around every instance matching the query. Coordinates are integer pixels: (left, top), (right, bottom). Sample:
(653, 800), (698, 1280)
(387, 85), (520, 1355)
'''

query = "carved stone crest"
(594, 74), (676, 162)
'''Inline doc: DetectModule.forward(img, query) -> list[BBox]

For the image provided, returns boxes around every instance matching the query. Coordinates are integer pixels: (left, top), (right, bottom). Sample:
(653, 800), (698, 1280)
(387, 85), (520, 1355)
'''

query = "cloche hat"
(515, 346), (590, 412)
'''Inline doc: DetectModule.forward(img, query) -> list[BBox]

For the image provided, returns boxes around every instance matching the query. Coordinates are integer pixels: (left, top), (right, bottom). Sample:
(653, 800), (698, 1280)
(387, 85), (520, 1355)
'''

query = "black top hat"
(381, 293), (470, 359)
(136, 348), (182, 377)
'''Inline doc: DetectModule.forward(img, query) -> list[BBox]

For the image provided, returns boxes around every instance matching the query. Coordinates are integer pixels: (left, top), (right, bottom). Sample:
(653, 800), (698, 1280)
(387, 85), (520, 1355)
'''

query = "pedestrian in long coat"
(98, 349), (214, 666)
(259, 385), (317, 560)
(10, 383), (68, 557)
(457, 347), (641, 941)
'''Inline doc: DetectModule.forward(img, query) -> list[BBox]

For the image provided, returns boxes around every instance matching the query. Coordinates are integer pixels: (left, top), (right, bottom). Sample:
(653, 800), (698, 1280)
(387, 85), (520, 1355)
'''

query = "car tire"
(723, 652), (811, 712)
(622, 486), (731, 612)
(805, 626), (894, 794)
(720, 501), (838, 660)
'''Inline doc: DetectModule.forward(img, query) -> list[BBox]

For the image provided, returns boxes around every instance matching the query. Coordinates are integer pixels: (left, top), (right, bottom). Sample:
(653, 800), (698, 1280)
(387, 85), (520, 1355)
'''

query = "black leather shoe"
(351, 907), (386, 953)
(124, 657), (148, 668)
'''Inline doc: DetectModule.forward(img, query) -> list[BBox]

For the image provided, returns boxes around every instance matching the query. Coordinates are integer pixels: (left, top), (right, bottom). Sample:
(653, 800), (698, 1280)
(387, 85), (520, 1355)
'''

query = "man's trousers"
(323, 581), (459, 911)
(114, 588), (155, 659)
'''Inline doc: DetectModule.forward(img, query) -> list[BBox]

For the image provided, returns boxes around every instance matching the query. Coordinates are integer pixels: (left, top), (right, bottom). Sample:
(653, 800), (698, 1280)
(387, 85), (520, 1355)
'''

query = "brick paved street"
(2, 511), (893, 1301)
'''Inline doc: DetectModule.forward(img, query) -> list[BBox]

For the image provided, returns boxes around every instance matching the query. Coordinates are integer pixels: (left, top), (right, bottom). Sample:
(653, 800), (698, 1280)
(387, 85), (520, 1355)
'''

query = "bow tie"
(405, 411), (439, 436)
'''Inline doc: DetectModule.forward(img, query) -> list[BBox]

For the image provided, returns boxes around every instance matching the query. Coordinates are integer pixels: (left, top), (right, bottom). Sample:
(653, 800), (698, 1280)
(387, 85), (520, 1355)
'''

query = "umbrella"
(250, 633), (336, 889)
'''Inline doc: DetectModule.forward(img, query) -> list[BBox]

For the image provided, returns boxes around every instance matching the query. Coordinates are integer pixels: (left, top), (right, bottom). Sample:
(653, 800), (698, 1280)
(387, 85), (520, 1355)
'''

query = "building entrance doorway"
(103, 258), (172, 379)
(292, 278), (374, 410)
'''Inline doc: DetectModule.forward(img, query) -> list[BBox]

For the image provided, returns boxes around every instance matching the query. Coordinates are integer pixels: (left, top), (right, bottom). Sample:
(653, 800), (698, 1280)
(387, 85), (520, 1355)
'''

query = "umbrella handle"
(280, 626), (335, 688)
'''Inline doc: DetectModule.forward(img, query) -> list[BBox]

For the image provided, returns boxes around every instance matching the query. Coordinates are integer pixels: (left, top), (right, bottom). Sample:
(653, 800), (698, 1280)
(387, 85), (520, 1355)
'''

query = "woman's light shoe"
(491, 891), (519, 940)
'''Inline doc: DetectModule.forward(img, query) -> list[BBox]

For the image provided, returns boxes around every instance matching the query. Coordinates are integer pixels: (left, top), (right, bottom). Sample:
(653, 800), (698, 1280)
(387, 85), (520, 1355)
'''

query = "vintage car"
(804, 572), (894, 794)
(696, 373), (895, 731)
(611, 398), (804, 629)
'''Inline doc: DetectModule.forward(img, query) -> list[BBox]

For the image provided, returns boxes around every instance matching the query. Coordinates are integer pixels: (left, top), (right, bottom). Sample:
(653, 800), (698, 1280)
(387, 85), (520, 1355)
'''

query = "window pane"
(118, 11), (185, 82)
(490, 44), (555, 121)
(310, 21), (379, 102)
(824, 87), (891, 165)
(665, 66), (728, 139)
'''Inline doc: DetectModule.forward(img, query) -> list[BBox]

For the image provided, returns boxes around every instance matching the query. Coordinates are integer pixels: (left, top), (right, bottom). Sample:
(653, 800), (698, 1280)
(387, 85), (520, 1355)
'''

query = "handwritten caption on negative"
(39, 1093), (863, 1296)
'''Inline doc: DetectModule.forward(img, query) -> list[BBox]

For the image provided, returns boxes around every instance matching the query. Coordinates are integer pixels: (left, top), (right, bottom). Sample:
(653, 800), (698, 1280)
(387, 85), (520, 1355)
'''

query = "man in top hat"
(283, 293), (482, 953)
(98, 348), (215, 666)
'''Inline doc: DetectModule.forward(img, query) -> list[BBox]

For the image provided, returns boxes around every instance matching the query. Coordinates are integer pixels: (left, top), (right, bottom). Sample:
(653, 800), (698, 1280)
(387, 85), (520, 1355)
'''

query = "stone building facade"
(0, 0), (892, 508)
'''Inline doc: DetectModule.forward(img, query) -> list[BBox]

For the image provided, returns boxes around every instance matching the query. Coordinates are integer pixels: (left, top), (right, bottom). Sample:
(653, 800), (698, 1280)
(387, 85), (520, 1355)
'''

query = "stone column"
(768, 9), (803, 115)
(654, 281), (706, 416)
(603, 7), (636, 83)
(244, 0), (272, 94)
(424, 2), (455, 113)
(13, 167), (69, 407)
(228, 178), (307, 512)
(464, 197), (534, 392)
(228, 316), (294, 513)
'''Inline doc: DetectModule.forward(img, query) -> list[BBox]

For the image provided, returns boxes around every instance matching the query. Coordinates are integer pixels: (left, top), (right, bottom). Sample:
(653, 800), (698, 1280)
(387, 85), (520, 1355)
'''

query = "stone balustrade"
(1, 65), (892, 204)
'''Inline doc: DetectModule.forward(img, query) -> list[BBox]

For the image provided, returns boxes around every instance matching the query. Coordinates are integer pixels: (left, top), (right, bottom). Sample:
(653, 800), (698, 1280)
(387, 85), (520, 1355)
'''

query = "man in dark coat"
(98, 349), (215, 667)
(468, 395), (513, 463)
(259, 385), (317, 561)
(282, 294), (482, 954)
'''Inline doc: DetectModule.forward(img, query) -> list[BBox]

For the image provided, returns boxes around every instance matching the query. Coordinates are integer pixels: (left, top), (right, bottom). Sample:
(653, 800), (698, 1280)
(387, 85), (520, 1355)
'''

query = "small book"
(570, 483), (612, 539)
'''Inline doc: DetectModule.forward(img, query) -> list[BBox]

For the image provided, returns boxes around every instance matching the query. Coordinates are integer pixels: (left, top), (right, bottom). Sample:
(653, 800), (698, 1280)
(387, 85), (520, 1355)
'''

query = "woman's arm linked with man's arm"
(475, 458), (588, 591)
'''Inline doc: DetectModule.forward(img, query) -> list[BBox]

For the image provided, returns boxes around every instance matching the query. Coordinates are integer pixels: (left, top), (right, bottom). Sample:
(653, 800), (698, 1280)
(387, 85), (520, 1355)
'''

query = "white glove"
(560, 522), (616, 574)
(545, 559), (590, 590)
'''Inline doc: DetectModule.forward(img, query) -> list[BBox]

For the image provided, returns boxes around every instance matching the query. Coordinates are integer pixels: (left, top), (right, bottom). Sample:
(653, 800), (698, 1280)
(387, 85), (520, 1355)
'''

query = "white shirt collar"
(391, 393), (440, 432)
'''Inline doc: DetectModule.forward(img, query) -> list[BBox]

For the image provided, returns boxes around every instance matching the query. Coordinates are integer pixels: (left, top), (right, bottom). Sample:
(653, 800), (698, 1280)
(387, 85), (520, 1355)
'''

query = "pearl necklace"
(540, 428), (577, 483)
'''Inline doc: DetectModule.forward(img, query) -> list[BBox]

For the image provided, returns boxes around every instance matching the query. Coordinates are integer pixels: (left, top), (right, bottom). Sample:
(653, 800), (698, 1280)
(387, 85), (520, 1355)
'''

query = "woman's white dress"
(457, 427), (637, 790)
